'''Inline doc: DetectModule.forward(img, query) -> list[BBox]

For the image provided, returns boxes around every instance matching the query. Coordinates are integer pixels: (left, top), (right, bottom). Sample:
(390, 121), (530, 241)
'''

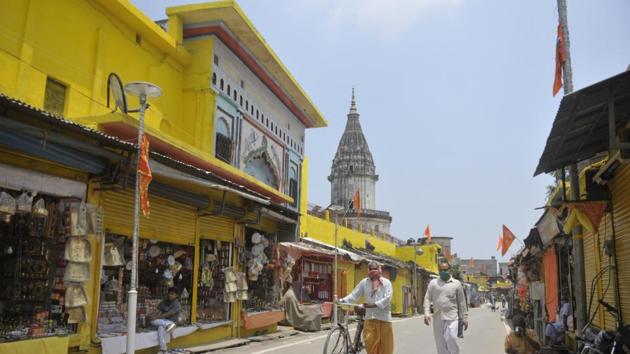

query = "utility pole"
(557, 0), (586, 336)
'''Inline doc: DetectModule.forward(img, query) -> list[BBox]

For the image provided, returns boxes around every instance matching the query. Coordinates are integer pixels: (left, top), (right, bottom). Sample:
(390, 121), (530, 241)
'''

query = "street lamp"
(412, 242), (424, 315)
(124, 81), (162, 354)
(326, 203), (349, 325)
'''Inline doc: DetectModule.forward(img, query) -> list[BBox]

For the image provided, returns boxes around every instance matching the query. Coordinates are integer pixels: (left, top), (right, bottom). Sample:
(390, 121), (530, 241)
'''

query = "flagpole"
(556, 0), (588, 335)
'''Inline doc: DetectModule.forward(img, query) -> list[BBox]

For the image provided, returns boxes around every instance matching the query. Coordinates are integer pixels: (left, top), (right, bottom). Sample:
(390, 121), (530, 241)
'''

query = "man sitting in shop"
(146, 287), (181, 354)
(545, 296), (572, 345)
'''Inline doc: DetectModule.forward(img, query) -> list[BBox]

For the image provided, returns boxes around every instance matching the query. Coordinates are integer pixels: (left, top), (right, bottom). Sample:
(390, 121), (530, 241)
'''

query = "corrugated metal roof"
(534, 70), (630, 176)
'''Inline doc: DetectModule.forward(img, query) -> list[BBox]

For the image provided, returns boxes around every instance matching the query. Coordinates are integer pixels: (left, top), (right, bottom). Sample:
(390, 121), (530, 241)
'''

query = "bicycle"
(323, 303), (366, 354)
(578, 300), (630, 354)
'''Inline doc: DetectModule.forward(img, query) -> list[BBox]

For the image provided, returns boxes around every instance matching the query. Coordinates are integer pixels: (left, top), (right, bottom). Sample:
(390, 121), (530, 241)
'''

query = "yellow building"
(0, 1), (327, 353)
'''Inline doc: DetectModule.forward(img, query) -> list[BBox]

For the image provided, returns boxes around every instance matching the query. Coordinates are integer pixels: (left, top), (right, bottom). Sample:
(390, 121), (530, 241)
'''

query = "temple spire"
(349, 87), (357, 114)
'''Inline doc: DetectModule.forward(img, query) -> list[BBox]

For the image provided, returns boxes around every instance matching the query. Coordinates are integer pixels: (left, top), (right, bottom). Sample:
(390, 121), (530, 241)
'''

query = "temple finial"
(350, 87), (357, 114)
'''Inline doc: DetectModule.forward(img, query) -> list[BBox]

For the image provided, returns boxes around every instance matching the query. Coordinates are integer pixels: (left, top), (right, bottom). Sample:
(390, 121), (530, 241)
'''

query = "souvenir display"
(0, 190), (100, 343)
(196, 239), (232, 323)
(97, 235), (194, 337)
(243, 228), (279, 313)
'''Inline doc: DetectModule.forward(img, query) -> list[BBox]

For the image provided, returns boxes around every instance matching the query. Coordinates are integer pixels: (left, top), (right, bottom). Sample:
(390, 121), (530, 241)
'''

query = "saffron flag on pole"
(496, 233), (503, 252)
(424, 225), (432, 243)
(352, 190), (362, 216)
(502, 225), (516, 257)
(139, 134), (152, 217)
(553, 24), (566, 96)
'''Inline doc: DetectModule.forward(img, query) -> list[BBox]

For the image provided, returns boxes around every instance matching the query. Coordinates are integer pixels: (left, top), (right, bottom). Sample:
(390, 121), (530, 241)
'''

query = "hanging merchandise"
(32, 198), (48, 217)
(103, 242), (125, 266)
(0, 191), (16, 222)
(66, 306), (87, 324)
(196, 239), (232, 323)
(64, 237), (92, 263)
(15, 191), (33, 214)
(65, 284), (89, 307)
(70, 202), (88, 236)
(64, 262), (90, 283)
(243, 229), (280, 313)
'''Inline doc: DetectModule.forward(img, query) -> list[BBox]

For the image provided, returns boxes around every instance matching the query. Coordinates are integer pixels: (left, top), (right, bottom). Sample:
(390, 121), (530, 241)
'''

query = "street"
(211, 306), (507, 354)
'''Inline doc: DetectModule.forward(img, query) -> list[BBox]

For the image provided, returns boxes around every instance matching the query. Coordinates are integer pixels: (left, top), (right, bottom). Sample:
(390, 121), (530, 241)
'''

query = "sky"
(132, 0), (630, 261)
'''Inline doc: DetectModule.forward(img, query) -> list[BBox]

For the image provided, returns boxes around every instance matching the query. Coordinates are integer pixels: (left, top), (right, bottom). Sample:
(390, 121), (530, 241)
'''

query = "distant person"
(424, 262), (468, 354)
(490, 293), (497, 312)
(502, 294), (507, 309)
(146, 287), (180, 354)
(505, 313), (541, 354)
(545, 296), (572, 345)
(340, 261), (393, 354)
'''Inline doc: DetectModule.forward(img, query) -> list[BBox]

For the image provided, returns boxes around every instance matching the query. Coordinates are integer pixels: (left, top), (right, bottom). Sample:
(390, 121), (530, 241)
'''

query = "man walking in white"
(424, 262), (468, 354)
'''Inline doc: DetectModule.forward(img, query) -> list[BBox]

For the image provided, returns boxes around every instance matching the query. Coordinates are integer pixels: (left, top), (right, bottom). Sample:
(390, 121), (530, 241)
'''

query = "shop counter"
(241, 310), (284, 331)
(99, 324), (199, 354)
(0, 335), (69, 354)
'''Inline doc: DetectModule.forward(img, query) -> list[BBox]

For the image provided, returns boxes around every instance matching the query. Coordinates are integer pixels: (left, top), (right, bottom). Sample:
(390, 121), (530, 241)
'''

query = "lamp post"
(327, 204), (349, 325)
(123, 81), (162, 354)
(412, 243), (423, 316)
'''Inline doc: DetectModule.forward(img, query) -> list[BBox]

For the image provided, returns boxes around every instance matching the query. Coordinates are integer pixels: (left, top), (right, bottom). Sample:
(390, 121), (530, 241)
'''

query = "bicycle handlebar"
(598, 299), (618, 315)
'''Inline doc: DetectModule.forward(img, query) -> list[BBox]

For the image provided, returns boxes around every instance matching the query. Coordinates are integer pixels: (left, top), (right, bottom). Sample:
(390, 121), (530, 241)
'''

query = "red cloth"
(570, 202), (607, 232)
(543, 246), (559, 322)
(138, 134), (152, 217)
(553, 24), (566, 96)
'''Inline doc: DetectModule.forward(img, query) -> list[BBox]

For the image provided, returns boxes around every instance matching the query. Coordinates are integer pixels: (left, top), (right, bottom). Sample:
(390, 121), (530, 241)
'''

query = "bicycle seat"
(355, 306), (366, 317)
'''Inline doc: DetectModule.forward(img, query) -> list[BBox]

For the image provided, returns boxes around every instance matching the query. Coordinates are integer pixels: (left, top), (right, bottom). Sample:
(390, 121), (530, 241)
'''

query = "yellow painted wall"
(395, 244), (441, 274)
(301, 214), (397, 257)
(0, 0), (292, 201)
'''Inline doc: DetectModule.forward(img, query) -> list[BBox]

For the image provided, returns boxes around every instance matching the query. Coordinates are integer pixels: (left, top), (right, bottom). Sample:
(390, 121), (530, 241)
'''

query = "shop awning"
(301, 237), (365, 262)
(534, 70), (630, 176)
(279, 241), (335, 259)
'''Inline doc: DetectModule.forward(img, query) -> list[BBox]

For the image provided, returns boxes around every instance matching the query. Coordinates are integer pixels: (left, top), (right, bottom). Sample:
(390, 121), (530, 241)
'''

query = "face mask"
(439, 270), (450, 281)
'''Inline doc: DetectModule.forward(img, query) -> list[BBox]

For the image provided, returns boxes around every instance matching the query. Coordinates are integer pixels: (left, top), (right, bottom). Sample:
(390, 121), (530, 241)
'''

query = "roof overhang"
(534, 70), (630, 176)
(166, 1), (327, 129)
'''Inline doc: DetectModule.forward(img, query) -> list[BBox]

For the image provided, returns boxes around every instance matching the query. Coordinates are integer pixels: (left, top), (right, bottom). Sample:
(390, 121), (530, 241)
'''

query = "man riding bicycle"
(340, 261), (393, 354)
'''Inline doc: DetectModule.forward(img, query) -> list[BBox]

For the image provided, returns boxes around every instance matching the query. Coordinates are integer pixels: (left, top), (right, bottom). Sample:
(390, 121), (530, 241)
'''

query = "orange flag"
(352, 190), (361, 216)
(139, 134), (152, 217)
(502, 225), (516, 256)
(496, 233), (503, 252)
(424, 225), (432, 243)
(553, 24), (566, 96)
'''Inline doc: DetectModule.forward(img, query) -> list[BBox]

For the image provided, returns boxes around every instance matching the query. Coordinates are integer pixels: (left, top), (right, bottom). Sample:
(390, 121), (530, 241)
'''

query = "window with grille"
(44, 78), (66, 115)
(215, 118), (232, 163)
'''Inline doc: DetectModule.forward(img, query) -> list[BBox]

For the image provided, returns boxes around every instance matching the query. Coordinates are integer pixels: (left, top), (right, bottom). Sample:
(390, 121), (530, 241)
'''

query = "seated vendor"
(281, 280), (322, 331)
(146, 287), (181, 354)
(545, 296), (572, 345)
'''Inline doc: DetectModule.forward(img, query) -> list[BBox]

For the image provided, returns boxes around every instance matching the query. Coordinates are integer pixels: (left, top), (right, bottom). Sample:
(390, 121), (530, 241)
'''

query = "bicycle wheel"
(323, 326), (348, 354)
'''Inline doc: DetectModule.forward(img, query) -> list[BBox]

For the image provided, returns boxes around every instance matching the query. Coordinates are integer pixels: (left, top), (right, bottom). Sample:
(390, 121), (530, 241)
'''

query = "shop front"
(0, 163), (96, 354)
(224, 224), (281, 336)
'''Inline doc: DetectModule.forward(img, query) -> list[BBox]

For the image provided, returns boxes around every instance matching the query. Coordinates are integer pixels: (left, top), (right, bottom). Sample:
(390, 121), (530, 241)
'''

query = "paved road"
(211, 306), (508, 354)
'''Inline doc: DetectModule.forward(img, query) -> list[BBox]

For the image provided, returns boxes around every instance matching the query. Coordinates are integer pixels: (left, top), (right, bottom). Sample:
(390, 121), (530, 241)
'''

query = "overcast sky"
(132, 0), (630, 260)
